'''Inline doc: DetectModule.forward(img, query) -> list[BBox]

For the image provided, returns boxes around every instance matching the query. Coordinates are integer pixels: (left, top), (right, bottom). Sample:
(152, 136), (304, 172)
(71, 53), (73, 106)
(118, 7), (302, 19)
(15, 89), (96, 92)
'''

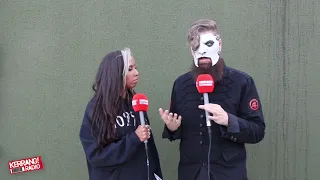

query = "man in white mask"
(159, 19), (265, 180)
(188, 20), (225, 82)
(191, 32), (221, 68)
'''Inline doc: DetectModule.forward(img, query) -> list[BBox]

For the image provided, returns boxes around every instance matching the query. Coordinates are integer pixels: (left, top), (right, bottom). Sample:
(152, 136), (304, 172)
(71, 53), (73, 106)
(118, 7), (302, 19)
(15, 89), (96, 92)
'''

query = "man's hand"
(159, 108), (182, 132)
(198, 104), (228, 126)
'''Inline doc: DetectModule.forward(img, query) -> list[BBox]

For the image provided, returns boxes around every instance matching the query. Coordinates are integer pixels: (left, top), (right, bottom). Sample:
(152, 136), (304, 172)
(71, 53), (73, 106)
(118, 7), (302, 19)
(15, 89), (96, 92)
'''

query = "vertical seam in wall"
(281, 0), (288, 179)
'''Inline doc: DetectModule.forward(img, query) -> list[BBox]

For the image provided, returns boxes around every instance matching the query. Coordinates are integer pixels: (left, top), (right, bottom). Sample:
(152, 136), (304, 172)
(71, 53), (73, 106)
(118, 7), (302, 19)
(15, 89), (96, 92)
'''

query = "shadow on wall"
(0, 146), (3, 159)
(0, 45), (4, 77)
(0, 45), (4, 106)
(0, 45), (4, 158)
(0, 45), (4, 101)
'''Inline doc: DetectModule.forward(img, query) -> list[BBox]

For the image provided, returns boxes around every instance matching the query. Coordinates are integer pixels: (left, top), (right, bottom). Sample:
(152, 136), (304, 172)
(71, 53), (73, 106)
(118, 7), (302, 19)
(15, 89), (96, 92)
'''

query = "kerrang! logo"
(8, 156), (44, 174)
(199, 80), (213, 87)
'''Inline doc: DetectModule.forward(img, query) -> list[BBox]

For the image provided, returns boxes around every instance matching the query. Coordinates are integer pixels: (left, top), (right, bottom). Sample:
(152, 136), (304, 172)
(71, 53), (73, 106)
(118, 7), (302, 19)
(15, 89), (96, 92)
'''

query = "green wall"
(1, 0), (319, 179)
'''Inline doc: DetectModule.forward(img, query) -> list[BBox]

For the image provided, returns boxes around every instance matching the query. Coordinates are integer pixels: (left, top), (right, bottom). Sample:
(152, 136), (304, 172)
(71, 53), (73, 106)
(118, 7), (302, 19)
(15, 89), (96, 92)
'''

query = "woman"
(79, 48), (163, 180)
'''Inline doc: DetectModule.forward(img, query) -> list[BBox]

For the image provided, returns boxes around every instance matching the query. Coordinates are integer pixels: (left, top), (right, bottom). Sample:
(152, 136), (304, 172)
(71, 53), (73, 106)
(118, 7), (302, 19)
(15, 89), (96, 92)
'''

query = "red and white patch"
(249, 99), (259, 110)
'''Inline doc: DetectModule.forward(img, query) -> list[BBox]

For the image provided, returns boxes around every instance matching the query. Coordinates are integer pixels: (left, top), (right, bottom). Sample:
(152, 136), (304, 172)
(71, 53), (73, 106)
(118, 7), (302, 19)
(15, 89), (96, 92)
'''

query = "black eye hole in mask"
(205, 40), (214, 47)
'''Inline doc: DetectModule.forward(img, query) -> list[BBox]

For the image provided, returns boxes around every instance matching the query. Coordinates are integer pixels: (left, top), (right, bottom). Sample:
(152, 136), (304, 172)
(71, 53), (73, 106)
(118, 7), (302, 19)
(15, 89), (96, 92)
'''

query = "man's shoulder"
(172, 71), (194, 87)
(175, 71), (193, 81)
(225, 66), (254, 83)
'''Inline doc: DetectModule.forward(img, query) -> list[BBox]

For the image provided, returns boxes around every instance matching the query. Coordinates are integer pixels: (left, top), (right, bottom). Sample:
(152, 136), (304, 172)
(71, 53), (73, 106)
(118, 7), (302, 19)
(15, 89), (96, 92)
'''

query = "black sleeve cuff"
(162, 125), (181, 141)
(226, 113), (240, 133)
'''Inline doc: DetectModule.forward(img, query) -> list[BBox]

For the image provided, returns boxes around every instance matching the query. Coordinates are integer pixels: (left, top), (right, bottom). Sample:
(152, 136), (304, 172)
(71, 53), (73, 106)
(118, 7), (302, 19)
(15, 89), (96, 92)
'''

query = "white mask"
(191, 33), (220, 67)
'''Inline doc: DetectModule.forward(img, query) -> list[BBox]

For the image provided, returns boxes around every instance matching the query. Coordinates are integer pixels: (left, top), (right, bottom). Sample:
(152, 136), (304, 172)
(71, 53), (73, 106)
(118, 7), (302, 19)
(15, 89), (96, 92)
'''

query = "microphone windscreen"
(196, 74), (215, 93)
(132, 93), (149, 112)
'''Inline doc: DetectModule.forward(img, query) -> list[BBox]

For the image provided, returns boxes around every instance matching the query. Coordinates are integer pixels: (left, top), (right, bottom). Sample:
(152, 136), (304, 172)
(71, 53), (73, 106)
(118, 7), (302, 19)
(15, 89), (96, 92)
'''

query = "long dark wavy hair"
(91, 48), (133, 151)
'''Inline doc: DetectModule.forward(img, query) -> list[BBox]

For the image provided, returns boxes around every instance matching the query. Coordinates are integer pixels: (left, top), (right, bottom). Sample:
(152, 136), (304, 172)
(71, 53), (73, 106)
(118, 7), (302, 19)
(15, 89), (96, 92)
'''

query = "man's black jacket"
(162, 65), (265, 180)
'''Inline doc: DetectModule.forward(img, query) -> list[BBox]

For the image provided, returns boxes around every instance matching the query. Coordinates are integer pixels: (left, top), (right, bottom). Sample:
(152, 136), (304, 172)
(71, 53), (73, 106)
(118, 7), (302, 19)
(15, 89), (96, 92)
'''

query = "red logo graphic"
(249, 99), (259, 110)
(8, 156), (44, 175)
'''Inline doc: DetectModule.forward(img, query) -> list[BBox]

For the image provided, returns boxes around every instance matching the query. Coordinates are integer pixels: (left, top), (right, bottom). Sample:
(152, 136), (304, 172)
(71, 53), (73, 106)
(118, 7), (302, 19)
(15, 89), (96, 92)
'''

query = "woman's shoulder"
(86, 96), (97, 111)
(81, 96), (97, 125)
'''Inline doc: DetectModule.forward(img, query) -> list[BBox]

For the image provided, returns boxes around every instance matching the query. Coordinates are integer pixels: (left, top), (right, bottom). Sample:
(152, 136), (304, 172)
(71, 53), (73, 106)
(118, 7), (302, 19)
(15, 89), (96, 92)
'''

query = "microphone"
(132, 93), (149, 143)
(132, 93), (150, 180)
(196, 74), (215, 180)
(196, 74), (215, 127)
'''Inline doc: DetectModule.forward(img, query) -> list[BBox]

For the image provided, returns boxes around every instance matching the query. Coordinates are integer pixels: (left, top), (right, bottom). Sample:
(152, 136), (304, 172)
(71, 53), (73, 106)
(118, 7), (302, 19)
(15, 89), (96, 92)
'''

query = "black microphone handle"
(203, 93), (212, 180)
(138, 111), (150, 180)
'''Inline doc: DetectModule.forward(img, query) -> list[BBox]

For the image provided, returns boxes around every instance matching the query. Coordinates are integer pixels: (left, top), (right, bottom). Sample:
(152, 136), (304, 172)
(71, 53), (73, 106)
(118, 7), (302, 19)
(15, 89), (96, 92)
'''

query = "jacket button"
(200, 141), (203, 144)
(200, 123), (203, 127)
(200, 132), (203, 135)
(200, 115), (204, 118)
(200, 97), (203, 100)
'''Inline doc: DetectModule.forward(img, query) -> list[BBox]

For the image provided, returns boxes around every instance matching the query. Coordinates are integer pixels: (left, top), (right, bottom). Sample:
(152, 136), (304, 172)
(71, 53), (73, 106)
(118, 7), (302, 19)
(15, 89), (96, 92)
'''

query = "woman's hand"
(135, 125), (151, 142)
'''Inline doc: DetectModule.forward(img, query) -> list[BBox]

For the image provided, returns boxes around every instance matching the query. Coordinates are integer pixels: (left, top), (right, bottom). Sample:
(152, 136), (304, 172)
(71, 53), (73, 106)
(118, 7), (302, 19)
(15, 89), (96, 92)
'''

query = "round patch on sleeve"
(249, 99), (259, 110)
